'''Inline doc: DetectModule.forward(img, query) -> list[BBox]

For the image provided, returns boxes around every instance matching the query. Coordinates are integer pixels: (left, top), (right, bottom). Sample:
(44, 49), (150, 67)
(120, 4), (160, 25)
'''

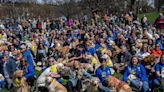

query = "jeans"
(67, 80), (82, 92)
(131, 79), (149, 92)
(150, 79), (161, 88)
(83, 71), (92, 80)
(150, 78), (164, 91)
(98, 82), (111, 92)
(5, 78), (13, 90)
(0, 80), (5, 91)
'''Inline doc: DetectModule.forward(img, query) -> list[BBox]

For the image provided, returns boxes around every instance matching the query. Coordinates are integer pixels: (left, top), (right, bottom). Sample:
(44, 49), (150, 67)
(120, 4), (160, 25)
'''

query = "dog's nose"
(18, 77), (22, 80)
(93, 81), (98, 85)
(93, 83), (97, 86)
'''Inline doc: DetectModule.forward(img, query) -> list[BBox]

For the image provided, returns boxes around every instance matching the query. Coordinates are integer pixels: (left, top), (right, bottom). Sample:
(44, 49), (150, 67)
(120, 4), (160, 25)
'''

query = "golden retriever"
(106, 76), (132, 92)
(84, 77), (100, 92)
(47, 77), (67, 92)
(12, 70), (28, 92)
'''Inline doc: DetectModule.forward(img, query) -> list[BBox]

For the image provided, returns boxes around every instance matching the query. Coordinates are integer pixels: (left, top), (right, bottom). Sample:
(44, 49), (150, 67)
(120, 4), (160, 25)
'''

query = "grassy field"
(138, 12), (164, 24)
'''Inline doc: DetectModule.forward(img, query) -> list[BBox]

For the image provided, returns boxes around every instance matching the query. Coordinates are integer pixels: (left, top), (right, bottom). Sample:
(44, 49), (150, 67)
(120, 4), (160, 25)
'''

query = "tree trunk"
(130, 0), (136, 11)
(157, 0), (160, 12)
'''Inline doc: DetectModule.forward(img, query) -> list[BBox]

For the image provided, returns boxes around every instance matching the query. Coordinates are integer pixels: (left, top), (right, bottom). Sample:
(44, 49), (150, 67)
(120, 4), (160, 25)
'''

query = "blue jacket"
(94, 42), (101, 50)
(24, 65), (34, 79)
(88, 47), (96, 56)
(82, 47), (96, 56)
(155, 63), (164, 79)
(160, 44), (164, 51)
(23, 50), (34, 66)
(122, 64), (148, 82)
(95, 66), (111, 83)
(156, 40), (164, 50)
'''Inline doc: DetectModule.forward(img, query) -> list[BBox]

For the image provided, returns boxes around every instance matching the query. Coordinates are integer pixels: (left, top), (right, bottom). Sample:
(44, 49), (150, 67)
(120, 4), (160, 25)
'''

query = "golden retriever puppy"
(12, 70), (28, 92)
(106, 76), (132, 92)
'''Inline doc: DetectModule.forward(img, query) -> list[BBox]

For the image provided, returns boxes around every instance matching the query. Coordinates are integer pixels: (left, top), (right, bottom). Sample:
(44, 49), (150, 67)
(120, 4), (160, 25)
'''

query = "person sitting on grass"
(150, 54), (164, 91)
(122, 56), (149, 92)
(43, 57), (62, 83)
(0, 53), (17, 90)
(115, 46), (132, 73)
(22, 58), (35, 89)
(37, 57), (62, 92)
(95, 58), (111, 92)
(20, 44), (34, 66)
(67, 60), (83, 92)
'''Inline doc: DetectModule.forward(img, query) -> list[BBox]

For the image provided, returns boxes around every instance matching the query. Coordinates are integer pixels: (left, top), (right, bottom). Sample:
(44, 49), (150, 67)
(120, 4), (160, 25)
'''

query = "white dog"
(37, 63), (67, 92)
(37, 63), (64, 86)
(47, 77), (67, 92)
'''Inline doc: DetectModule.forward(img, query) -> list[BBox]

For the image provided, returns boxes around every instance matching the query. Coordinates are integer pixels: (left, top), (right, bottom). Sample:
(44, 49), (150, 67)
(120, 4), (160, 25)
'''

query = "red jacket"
(151, 49), (162, 58)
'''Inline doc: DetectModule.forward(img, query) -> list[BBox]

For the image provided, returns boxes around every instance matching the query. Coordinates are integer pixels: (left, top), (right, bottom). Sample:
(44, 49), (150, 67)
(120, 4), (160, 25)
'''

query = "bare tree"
(130, 0), (136, 11)
(80, 0), (130, 15)
(57, 0), (81, 17)
(42, 0), (49, 4)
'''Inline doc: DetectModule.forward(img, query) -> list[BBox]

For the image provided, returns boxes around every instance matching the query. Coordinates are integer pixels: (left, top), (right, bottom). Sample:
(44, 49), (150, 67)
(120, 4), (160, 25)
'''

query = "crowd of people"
(0, 11), (163, 92)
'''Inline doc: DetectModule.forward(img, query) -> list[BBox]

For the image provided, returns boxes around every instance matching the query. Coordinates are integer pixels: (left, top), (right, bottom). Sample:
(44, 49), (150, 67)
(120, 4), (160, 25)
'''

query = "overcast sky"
(37, 0), (42, 3)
